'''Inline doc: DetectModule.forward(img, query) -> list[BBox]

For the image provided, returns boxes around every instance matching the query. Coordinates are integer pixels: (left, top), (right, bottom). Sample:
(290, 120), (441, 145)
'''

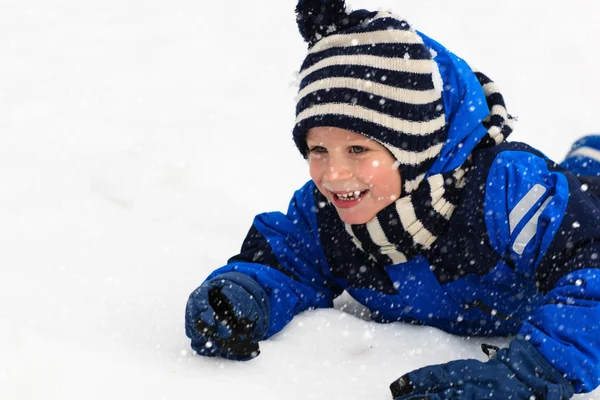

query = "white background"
(1, 0), (599, 398)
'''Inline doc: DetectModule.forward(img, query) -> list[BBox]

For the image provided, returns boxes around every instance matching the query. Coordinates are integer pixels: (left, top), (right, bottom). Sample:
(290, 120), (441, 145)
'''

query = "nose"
(323, 153), (354, 182)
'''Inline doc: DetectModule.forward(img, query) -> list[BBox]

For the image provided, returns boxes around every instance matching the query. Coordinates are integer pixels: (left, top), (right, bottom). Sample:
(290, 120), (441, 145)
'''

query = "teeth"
(335, 190), (364, 200)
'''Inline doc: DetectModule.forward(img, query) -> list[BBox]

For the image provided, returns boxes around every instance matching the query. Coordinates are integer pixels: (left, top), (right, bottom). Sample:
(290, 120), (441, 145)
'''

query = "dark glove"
(185, 272), (270, 360)
(389, 339), (574, 400)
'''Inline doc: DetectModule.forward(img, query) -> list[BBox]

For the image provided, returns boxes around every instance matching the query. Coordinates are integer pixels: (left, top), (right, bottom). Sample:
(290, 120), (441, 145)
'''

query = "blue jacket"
(206, 145), (600, 393)
(201, 34), (600, 394)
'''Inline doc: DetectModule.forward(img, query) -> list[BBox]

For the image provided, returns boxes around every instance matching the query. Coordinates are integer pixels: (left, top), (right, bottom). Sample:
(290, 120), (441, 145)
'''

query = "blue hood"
(417, 32), (492, 176)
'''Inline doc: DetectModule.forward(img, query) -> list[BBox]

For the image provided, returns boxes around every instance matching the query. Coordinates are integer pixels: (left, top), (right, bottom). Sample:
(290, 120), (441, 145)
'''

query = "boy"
(185, 0), (600, 398)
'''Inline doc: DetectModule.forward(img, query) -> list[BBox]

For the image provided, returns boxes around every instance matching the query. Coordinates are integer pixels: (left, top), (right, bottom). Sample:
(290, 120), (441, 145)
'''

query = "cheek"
(371, 168), (401, 195)
(308, 159), (325, 183)
(359, 165), (386, 183)
(353, 161), (377, 180)
(308, 162), (332, 200)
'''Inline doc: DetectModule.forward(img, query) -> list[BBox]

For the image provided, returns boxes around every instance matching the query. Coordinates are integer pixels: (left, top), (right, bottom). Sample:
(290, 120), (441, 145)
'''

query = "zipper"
(463, 299), (522, 323)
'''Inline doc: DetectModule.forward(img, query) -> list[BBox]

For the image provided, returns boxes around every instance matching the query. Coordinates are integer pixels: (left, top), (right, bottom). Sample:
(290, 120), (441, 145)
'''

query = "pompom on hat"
(292, 0), (513, 195)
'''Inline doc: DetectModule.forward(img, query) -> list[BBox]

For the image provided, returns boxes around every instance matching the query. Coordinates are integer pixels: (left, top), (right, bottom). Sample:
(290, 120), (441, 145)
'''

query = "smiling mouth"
(327, 189), (369, 209)
(332, 190), (368, 201)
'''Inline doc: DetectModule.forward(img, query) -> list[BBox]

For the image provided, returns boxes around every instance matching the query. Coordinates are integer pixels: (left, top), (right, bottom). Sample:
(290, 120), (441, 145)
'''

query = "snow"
(1, 0), (600, 398)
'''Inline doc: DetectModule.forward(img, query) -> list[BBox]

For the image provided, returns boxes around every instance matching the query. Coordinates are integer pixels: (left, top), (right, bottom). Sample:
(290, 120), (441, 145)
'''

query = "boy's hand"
(389, 340), (574, 400)
(185, 272), (270, 360)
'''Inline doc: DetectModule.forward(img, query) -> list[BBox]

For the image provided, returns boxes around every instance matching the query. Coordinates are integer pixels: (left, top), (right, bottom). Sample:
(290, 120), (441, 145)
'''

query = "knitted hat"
(293, 0), (447, 193)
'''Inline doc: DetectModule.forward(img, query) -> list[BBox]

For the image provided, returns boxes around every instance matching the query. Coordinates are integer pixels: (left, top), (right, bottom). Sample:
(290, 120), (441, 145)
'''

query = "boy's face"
(306, 127), (401, 224)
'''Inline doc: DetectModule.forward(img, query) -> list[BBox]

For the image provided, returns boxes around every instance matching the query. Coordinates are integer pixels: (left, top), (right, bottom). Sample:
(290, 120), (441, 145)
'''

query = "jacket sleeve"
(484, 147), (600, 393)
(205, 181), (344, 339)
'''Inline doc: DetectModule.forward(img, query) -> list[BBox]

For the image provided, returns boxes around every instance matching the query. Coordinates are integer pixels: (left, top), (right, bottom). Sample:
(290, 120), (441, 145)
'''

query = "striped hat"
(293, 0), (446, 193)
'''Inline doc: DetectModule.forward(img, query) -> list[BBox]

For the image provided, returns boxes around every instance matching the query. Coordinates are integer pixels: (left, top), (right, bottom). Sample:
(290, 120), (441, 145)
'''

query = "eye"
(308, 146), (327, 154)
(349, 145), (367, 154)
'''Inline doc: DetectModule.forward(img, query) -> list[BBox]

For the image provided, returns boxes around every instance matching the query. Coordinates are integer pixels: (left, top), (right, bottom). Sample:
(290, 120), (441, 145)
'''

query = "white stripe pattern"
(403, 173), (426, 194)
(296, 103), (446, 136)
(512, 196), (553, 255)
(384, 142), (445, 167)
(414, 224), (436, 248)
(296, 77), (442, 105)
(488, 124), (510, 145)
(428, 177), (454, 221)
(452, 166), (468, 189)
(432, 197), (454, 218)
(396, 198), (436, 247)
(428, 175), (445, 201)
(490, 104), (509, 120)
(299, 55), (436, 81)
(509, 183), (547, 234)
(453, 167), (467, 185)
(403, 163), (466, 195)
(484, 77), (514, 145)
(309, 29), (423, 54)
(343, 163), (466, 262)
(344, 224), (365, 251)
(566, 146), (600, 163)
(369, 12), (410, 23)
(429, 175), (459, 221)
(365, 218), (407, 264)
(482, 82), (501, 96)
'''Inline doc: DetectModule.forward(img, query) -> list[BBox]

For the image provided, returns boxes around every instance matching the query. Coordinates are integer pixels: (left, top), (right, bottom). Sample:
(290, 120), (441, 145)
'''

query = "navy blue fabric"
(421, 155), (499, 284)
(206, 186), (345, 337)
(311, 187), (399, 293)
(534, 166), (600, 292)
(190, 139), (600, 392)
(228, 225), (301, 282)
(297, 10), (411, 47)
(301, 43), (432, 70)
(299, 64), (436, 92)
(293, 113), (447, 158)
(185, 272), (270, 360)
(296, 87), (444, 123)
(561, 135), (600, 177)
(411, 178), (454, 236)
(374, 202), (422, 261)
(296, 3), (377, 47)
(391, 339), (574, 400)
(341, 16), (411, 33)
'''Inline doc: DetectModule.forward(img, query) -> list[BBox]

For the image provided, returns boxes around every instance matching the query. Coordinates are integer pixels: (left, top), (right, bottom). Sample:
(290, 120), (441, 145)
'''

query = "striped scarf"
(344, 73), (514, 264)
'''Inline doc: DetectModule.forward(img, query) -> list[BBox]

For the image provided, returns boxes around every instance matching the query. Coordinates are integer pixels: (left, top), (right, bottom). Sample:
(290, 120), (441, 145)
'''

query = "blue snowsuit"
(205, 140), (600, 393)
(191, 34), (600, 396)
(204, 140), (600, 394)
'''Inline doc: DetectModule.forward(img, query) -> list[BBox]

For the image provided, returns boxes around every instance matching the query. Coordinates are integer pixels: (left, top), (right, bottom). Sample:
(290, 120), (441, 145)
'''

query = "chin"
(336, 211), (372, 225)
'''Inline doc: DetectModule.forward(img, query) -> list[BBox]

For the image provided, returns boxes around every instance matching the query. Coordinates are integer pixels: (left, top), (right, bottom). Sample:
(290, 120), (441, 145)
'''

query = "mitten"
(390, 339), (574, 400)
(185, 272), (270, 360)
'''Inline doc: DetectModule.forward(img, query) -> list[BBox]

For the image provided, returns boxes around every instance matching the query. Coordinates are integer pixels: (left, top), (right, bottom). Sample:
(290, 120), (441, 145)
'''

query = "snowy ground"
(2, 0), (600, 399)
